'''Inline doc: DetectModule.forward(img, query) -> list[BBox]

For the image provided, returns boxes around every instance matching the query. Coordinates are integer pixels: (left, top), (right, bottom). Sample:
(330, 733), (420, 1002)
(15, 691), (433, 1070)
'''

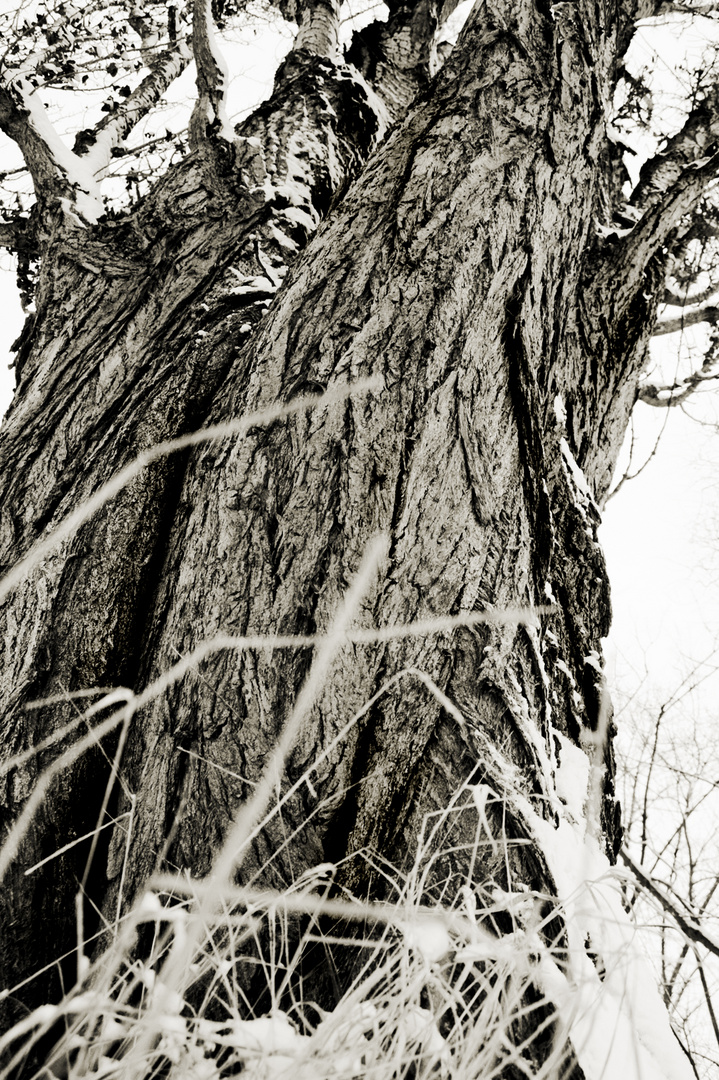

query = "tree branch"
(664, 281), (719, 306)
(653, 303), (719, 335)
(294, 0), (342, 57)
(631, 87), (719, 211)
(188, 0), (234, 149)
(346, 0), (439, 119)
(0, 81), (71, 205)
(72, 41), (192, 173)
(651, 2), (719, 14)
(620, 850), (719, 958)
(638, 333), (719, 403)
(596, 150), (719, 315)
(0, 76), (106, 224)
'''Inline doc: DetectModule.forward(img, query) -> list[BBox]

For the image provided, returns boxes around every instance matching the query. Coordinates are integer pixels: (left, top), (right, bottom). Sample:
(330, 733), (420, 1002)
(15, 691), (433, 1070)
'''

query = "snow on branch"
(651, 1), (719, 13)
(638, 345), (719, 405)
(188, 0), (235, 150)
(71, 42), (192, 179)
(0, 78), (103, 225)
(653, 303), (719, 335)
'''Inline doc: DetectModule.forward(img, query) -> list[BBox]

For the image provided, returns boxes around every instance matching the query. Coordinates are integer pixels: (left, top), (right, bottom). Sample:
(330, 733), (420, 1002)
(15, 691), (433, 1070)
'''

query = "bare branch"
(72, 41), (192, 172)
(638, 347), (719, 405)
(652, 2), (719, 13)
(653, 304), (719, 335)
(620, 850), (719, 960)
(664, 281), (719, 306)
(692, 945), (719, 1050)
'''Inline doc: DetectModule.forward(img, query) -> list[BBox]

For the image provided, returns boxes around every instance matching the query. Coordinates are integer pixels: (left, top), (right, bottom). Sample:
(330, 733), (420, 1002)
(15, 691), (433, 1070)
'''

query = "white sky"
(602, 394), (719, 700)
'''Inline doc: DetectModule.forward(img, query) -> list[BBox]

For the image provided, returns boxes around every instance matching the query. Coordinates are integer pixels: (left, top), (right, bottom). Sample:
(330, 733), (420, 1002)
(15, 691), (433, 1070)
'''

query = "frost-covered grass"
(0, 826), (572, 1080)
(0, 778), (600, 1080)
(0, 656), (698, 1080)
(0, 384), (703, 1080)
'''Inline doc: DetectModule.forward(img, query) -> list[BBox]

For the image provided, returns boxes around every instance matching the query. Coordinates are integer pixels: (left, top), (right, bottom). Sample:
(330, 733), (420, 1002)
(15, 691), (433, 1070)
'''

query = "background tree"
(1, 0), (719, 1074)
(614, 661), (719, 1074)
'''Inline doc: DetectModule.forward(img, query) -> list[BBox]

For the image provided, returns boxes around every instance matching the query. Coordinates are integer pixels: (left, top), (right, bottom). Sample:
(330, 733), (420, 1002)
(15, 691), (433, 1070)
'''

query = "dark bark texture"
(0, 0), (709, 1065)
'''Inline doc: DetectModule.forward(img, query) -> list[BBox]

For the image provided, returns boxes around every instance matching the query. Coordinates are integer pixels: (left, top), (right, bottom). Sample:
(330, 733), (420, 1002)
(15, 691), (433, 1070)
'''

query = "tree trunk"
(0, 0), (704, 1071)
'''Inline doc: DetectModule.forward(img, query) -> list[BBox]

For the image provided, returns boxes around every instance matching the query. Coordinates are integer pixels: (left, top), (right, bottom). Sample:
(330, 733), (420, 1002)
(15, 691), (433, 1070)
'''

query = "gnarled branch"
(631, 86), (719, 211)
(0, 81), (76, 209)
(189, 0), (233, 149)
(595, 151), (719, 316)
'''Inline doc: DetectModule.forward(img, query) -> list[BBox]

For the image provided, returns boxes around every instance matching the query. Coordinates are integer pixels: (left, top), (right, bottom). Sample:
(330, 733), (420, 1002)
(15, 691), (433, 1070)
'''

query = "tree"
(1, 0), (718, 1074)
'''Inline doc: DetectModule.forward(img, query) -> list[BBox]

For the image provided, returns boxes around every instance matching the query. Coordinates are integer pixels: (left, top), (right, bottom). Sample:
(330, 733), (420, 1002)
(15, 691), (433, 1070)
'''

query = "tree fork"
(105, 0), (628, 968)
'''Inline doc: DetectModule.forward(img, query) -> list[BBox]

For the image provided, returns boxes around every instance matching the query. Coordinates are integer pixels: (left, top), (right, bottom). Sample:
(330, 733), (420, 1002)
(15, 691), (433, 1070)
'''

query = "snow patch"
(560, 438), (594, 502)
(555, 657), (575, 684)
(595, 220), (634, 239)
(584, 650), (602, 673)
(280, 204), (319, 232)
(553, 731), (590, 824)
(401, 1005), (450, 1066)
(516, 796), (696, 1080)
(399, 914), (452, 964)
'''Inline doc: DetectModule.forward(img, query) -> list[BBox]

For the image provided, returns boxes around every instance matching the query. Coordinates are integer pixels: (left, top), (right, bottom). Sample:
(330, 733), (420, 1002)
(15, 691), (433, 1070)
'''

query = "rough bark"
(0, 0), (714, 1069)
(0, 27), (384, 1014)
